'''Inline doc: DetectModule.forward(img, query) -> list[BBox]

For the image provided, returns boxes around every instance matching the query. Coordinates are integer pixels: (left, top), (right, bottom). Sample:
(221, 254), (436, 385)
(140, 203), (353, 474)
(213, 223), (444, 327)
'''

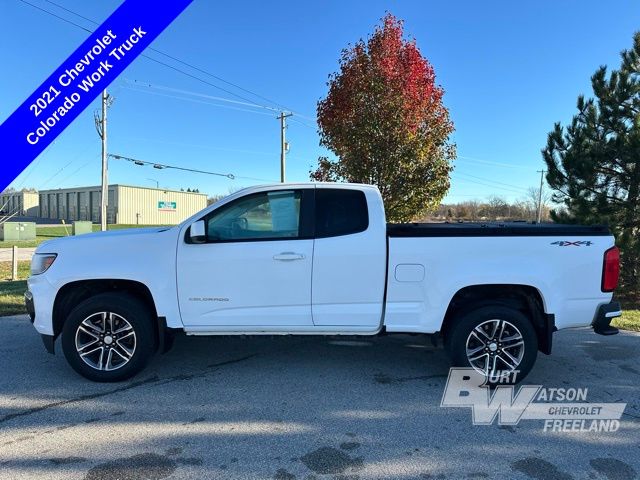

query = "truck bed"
(387, 222), (611, 237)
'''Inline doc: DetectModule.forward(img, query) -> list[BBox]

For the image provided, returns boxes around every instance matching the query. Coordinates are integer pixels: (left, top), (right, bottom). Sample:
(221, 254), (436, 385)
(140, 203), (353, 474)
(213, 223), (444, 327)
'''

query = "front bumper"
(26, 273), (60, 354)
(24, 290), (35, 322)
(592, 301), (622, 335)
(26, 274), (56, 336)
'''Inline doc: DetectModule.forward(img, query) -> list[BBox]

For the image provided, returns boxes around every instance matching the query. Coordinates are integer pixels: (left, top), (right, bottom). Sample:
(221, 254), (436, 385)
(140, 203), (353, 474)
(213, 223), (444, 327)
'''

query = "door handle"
(273, 252), (305, 261)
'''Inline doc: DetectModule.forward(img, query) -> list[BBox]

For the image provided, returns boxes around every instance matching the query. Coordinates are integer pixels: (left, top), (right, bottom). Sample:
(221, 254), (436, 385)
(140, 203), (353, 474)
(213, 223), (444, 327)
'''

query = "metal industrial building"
(37, 184), (207, 225)
(0, 191), (39, 217)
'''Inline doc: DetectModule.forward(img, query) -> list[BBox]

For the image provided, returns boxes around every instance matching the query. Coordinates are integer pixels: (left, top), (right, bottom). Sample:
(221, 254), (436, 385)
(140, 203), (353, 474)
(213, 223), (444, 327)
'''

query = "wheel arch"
(440, 283), (554, 354)
(52, 279), (159, 341)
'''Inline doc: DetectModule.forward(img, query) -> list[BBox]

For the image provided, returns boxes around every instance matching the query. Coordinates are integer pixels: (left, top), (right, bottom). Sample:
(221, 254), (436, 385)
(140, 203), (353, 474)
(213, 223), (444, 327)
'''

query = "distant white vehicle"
(25, 183), (621, 382)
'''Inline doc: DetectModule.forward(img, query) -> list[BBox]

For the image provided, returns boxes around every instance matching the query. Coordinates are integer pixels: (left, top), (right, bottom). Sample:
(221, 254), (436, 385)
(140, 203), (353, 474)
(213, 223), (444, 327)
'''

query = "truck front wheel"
(61, 292), (155, 382)
(445, 305), (538, 383)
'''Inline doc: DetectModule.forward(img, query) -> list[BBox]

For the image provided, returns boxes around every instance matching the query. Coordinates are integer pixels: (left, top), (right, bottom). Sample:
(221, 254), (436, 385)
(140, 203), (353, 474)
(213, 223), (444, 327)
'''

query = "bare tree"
(526, 186), (552, 222)
(207, 194), (225, 206)
(487, 195), (509, 219)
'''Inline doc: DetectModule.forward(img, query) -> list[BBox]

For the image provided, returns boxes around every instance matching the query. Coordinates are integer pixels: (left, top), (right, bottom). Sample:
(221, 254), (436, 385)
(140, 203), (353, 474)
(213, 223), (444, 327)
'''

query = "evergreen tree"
(543, 33), (640, 294)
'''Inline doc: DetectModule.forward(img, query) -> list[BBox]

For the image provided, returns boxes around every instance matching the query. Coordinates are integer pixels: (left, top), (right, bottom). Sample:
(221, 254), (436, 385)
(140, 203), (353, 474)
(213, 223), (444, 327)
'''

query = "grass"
(0, 261), (30, 281)
(0, 281), (27, 316)
(612, 310), (640, 332)
(0, 261), (30, 316)
(0, 223), (170, 248)
(0, 239), (40, 248)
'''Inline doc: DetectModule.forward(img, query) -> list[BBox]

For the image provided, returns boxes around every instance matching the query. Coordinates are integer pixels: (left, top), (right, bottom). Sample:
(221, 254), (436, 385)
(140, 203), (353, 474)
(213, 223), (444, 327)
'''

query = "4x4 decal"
(551, 241), (593, 247)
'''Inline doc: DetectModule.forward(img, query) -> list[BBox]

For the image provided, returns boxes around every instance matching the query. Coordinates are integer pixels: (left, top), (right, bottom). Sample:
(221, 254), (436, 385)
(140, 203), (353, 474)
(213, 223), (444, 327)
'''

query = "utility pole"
(95, 90), (113, 232)
(100, 90), (108, 232)
(536, 169), (546, 223)
(278, 112), (292, 183)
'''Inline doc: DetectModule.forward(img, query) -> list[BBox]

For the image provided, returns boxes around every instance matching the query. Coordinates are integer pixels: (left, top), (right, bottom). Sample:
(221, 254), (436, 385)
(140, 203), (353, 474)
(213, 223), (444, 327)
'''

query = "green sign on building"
(158, 201), (177, 211)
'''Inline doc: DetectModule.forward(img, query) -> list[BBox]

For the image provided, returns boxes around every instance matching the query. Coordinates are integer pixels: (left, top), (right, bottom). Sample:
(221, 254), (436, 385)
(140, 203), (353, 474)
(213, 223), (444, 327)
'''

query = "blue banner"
(0, 0), (194, 192)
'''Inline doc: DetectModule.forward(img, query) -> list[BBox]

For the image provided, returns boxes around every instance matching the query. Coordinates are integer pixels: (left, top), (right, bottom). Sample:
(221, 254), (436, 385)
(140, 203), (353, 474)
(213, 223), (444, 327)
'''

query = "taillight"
(601, 246), (620, 292)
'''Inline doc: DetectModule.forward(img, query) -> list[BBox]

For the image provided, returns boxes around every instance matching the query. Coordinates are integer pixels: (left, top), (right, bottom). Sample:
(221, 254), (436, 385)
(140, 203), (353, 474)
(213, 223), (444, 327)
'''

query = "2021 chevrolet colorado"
(26, 183), (622, 382)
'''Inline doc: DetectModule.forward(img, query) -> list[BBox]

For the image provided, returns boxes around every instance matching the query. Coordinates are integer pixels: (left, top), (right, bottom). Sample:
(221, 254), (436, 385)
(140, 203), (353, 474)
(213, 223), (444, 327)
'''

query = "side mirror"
(190, 220), (206, 243)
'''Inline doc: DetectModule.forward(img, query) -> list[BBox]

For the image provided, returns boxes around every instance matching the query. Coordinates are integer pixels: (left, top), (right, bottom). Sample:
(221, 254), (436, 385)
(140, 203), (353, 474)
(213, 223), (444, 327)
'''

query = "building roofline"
(37, 184), (208, 196)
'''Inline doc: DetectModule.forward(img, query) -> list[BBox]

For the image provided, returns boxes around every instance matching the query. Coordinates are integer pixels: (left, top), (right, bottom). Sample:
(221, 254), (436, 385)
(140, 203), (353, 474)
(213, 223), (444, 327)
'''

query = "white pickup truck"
(26, 183), (622, 382)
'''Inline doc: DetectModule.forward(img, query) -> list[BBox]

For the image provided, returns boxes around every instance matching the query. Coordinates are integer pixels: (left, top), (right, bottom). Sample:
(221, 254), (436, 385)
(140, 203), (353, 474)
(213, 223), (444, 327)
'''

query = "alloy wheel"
(74, 312), (137, 371)
(465, 319), (525, 377)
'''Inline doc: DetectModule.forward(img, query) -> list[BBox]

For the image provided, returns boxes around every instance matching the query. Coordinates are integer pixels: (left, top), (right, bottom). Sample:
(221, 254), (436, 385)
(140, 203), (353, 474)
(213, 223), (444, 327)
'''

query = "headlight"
(31, 253), (57, 275)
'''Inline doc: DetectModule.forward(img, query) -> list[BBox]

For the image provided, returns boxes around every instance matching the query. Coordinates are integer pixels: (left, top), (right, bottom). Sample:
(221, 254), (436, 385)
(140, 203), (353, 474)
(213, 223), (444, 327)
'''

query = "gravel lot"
(0, 315), (639, 480)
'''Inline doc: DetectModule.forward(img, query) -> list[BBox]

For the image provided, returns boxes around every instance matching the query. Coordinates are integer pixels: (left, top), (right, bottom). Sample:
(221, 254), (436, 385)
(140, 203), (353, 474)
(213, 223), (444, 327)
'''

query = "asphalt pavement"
(0, 315), (639, 480)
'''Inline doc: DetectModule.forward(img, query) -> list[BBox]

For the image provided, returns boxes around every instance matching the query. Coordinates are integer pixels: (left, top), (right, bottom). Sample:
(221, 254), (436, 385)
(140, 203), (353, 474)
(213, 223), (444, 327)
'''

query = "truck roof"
(235, 182), (380, 191)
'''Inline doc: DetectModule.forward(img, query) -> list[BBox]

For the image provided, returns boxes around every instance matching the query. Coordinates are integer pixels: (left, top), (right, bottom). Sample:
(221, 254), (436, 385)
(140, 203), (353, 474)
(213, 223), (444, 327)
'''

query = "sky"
(1, 0), (639, 203)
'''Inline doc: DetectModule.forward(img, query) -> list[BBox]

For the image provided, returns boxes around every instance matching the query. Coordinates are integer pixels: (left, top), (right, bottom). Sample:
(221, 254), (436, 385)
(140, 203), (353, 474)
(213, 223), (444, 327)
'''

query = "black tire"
(61, 292), (156, 382)
(445, 305), (538, 383)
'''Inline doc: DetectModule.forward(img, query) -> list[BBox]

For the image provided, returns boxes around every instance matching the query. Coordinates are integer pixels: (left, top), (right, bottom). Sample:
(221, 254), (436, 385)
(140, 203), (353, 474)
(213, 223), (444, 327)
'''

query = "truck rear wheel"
(445, 305), (538, 383)
(61, 293), (155, 382)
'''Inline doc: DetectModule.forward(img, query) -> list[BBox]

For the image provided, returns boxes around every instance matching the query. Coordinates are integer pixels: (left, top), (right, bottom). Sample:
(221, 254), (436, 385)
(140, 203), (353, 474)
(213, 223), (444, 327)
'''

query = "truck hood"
(35, 226), (176, 253)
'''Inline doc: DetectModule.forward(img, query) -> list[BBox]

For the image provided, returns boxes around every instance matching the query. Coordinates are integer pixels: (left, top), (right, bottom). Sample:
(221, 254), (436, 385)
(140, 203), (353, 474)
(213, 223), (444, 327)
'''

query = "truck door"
(311, 187), (387, 328)
(177, 188), (315, 328)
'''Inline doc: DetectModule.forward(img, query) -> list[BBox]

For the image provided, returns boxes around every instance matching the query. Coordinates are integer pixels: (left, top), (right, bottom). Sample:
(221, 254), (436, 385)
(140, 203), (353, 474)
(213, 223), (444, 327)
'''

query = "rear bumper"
(592, 301), (622, 335)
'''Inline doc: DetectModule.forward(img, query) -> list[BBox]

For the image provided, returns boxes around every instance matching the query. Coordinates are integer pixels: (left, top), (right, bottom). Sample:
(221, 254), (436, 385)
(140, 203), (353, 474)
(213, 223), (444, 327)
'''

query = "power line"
(4, 140), (55, 191)
(121, 85), (276, 117)
(38, 160), (76, 189)
(125, 80), (317, 129)
(42, 0), (96, 26)
(37, 0), (297, 113)
(234, 175), (279, 182)
(454, 172), (529, 192)
(17, 0), (266, 105)
(18, 1), (319, 182)
(288, 112), (317, 123)
(456, 155), (535, 170)
(22, 0), (527, 189)
(123, 80), (279, 113)
(116, 136), (278, 156)
(19, 0), (91, 32)
(454, 179), (525, 195)
(289, 116), (317, 130)
(48, 157), (97, 190)
(125, 80), (278, 111)
(452, 177), (527, 195)
(109, 154), (236, 179)
(137, 54), (275, 107)
(19, 0), (320, 180)
(111, 153), (277, 183)
(2, 143), (94, 216)
(146, 49), (291, 113)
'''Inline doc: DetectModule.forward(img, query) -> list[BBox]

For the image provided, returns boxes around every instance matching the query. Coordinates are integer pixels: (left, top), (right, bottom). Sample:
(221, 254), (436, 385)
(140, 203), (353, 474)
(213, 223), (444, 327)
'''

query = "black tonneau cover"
(387, 222), (611, 237)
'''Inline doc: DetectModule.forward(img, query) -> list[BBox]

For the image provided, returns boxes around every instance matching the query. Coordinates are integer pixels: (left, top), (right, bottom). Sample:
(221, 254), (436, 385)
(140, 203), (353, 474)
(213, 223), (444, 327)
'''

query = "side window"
(315, 189), (369, 238)
(206, 190), (302, 241)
